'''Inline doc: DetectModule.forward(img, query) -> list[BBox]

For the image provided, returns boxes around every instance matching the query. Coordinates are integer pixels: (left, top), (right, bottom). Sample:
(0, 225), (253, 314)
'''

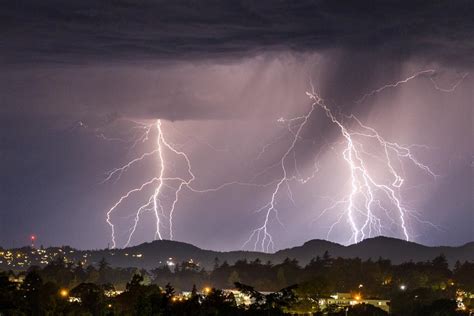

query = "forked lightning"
(103, 69), (467, 251)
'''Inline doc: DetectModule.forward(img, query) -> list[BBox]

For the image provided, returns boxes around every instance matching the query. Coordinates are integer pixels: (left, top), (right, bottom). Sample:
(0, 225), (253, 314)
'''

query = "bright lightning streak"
(105, 119), (197, 248)
(105, 119), (276, 248)
(101, 149), (159, 184)
(106, 177), (159, 248)
(356, 70), (468, 104)
(430, 72), (469, 92)
(356, 69), (436, 104)
(243, 100), (318, 252)
(243, 69), (459, 251)
(156, 120), (196, 241)
(103, 68), (464, 252)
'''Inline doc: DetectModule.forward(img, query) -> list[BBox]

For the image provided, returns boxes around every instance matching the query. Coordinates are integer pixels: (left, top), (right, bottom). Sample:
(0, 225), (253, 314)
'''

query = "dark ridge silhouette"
(1, 237), (472, 270)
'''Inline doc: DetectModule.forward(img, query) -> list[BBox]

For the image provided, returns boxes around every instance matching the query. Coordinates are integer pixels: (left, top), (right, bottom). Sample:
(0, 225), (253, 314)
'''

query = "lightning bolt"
(104, 119), (276, 248)
(243, 100), (318, 252)
(243, 69), (465, 251)
(102, 68), (465, 251)
(105, 119), (197, 248)
(310, 90), (438, 243)
(356, 70), (468, 103)
(429, 72), (469, 92)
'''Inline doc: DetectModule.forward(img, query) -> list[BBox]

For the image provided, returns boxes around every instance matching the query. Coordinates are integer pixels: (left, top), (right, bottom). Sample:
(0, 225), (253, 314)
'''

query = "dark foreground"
(1, 252), (472, 315)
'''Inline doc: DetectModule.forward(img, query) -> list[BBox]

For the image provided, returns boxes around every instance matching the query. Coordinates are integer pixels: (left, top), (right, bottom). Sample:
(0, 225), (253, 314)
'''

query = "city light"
(59, 289), (69, 298)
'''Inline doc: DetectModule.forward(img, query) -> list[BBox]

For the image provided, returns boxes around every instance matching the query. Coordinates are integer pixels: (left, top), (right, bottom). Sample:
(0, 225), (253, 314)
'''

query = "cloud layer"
(2, 0), (473, 66)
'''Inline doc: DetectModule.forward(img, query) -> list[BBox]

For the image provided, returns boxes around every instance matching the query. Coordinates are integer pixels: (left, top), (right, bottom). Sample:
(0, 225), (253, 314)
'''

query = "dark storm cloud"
(1, 0), (473, 124)
(1, 0), (473, 67)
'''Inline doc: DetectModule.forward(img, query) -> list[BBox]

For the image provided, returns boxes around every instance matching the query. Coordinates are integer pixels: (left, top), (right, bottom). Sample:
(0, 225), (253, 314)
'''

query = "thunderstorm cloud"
(0, 0), (472, 249)
(1, 0), (473, 121)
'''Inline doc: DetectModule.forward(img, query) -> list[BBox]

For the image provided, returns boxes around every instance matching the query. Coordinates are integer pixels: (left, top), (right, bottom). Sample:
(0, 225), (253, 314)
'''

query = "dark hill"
(2, 237), (472, 271)
(113, 237), (474, 269)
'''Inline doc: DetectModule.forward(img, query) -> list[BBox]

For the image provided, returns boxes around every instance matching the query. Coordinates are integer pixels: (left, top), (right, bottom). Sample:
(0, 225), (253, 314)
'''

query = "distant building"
(8, 274), (25, 288)
(180, 289), (270, 307)
(223, 289), (253, 306)
(319, 292), (390, 313)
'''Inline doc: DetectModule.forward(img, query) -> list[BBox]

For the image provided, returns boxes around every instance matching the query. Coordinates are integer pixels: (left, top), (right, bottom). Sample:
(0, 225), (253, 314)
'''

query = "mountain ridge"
(1, 237), (472, 271)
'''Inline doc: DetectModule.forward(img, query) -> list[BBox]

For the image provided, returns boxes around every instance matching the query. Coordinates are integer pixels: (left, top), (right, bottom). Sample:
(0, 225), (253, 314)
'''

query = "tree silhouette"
(70, 282), (105, 315)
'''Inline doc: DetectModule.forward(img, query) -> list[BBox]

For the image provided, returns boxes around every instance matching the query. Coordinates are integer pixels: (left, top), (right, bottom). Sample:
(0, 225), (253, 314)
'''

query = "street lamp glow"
(400, 285), (407, 291)
(59, 289), (69, 298)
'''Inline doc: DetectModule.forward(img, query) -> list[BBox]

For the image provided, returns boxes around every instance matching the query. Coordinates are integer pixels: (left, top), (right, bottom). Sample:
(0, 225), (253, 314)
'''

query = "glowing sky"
(0, 0), (472, 250)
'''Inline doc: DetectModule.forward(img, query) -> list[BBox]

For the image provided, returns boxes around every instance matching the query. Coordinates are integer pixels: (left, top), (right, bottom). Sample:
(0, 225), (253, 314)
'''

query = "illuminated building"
(319, 293), (390, 313)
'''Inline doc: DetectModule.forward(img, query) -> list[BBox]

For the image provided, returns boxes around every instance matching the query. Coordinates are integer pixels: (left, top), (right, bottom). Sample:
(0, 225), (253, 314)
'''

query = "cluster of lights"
(0, 250), (35, 267)
(0, 245), (82, 269)
(170, 287), (212, 304)
(166, 257), (175, 267)
(105, 290), (124, 298)
(123, 253), (143, 258)
(456, 290), (469, 311)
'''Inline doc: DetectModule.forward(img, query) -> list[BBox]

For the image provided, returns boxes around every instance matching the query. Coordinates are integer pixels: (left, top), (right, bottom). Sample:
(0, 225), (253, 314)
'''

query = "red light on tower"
(30, 235), (36, 248)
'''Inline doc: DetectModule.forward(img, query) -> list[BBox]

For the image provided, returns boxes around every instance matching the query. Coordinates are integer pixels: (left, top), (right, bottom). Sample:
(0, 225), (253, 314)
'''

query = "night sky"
(1, 1), (472, 251)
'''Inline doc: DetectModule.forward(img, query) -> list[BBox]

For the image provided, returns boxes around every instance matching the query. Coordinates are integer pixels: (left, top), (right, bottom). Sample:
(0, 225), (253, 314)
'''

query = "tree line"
(0, 252), (472, 315)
